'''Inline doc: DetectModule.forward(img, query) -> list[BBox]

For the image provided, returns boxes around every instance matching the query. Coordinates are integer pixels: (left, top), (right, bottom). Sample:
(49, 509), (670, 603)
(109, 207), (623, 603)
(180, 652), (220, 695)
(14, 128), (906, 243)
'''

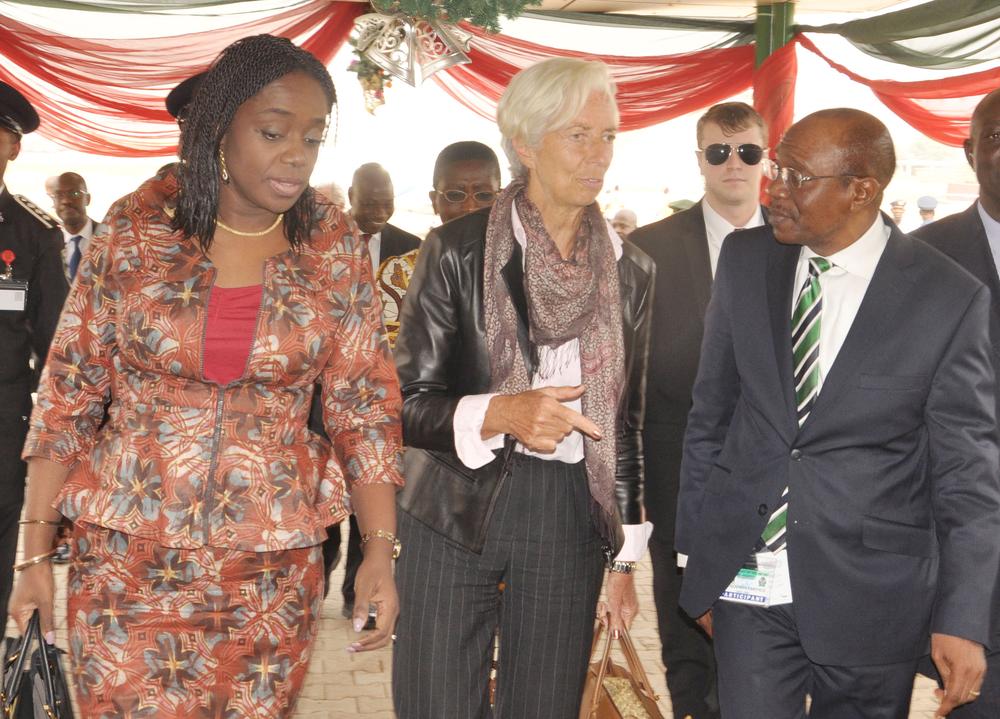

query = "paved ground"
(20, 523), (942, 718)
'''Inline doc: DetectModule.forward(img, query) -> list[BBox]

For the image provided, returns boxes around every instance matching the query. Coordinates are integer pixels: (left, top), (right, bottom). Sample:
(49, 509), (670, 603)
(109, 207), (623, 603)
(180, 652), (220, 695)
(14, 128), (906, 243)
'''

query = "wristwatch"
(609, 560), (636, 574)
(360, 529), (402, 560)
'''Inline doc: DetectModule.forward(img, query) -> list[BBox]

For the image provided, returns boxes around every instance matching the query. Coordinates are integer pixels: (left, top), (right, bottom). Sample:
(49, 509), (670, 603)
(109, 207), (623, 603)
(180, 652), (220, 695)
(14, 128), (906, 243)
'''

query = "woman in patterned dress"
(9, 35), (404, 718)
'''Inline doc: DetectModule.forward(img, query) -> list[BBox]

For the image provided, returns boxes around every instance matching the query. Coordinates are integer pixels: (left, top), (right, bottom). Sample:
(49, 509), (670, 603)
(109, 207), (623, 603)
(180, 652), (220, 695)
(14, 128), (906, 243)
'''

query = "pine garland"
(372, 0), (530, 33)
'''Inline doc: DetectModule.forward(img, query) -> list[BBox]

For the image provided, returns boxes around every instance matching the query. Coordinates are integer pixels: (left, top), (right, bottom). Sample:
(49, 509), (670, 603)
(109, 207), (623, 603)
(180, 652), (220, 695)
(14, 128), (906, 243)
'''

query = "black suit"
(679, 218), (1000, 717)
(630, 201), (718, 718)
(376, 222), (421, 265)
(319, 221), (420, 606)
(913, 203), (1000, 718)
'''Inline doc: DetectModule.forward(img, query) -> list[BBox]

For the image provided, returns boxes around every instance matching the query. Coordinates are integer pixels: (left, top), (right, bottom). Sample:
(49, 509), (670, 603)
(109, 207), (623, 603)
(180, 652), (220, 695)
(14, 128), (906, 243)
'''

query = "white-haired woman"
(391, 58), (655, 719)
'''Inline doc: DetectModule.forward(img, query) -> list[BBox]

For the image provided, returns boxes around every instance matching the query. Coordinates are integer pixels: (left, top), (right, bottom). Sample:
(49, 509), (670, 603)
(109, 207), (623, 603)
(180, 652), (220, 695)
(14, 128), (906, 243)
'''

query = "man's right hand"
(696, 608), (714, 638)
(8, 562), (56, 641)
(481, 385), (602, 452)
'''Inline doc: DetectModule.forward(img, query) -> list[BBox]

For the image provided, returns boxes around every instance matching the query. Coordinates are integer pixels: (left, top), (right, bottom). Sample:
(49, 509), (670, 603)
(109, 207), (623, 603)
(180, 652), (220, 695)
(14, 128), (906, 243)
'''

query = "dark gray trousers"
(392, 454), (606, 719)
(713, 600), (919, 719)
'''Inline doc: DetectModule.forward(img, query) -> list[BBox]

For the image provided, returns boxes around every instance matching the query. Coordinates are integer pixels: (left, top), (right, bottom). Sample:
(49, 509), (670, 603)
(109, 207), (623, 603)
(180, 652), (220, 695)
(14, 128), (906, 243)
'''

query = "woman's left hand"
(346, 549), (399, 652)
(597, 570), (639, 637)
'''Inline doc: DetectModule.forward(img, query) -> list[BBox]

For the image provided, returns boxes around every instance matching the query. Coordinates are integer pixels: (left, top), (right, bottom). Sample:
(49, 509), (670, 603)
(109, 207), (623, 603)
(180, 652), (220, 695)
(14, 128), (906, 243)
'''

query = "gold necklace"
(215, 213), (283, 237)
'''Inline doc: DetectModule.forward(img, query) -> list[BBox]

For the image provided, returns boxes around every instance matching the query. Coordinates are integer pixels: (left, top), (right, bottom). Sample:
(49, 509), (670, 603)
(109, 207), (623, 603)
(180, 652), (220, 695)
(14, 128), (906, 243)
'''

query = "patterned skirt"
(66, 522), (322, 719)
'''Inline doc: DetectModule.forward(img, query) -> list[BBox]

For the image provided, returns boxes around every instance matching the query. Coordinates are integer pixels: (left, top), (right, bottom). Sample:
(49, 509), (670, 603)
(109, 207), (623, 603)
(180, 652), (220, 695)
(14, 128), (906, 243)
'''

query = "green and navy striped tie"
(762, 256), (831, 554)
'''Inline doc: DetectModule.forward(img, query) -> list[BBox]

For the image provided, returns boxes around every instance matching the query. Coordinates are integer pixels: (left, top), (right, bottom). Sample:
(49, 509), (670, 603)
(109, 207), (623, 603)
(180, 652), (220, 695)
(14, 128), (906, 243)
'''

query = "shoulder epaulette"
(13, 194), (57, 229)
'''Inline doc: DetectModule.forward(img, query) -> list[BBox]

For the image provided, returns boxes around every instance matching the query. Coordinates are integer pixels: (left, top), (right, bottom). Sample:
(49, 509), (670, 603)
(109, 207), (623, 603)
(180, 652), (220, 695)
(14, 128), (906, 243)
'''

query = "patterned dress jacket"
(23, 169), (404, 552)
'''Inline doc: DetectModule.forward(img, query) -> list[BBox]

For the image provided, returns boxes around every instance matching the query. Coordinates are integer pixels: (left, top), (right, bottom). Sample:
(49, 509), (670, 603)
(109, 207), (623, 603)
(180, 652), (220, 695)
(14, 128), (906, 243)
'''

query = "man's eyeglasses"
(762, 159), (860, 190)
(49, 190), (87, 201)
(697, 143), (765, 166)
(438, 189), (497, 204)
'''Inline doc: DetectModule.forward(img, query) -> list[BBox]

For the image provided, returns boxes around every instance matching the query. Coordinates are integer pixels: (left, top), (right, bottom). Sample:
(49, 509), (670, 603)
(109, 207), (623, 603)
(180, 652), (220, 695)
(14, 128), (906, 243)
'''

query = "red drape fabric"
(797, 34), (1000, 146)
(0, 1), (365, 156)
(753, 40), (797, 154)
(432, 22), (755, 132)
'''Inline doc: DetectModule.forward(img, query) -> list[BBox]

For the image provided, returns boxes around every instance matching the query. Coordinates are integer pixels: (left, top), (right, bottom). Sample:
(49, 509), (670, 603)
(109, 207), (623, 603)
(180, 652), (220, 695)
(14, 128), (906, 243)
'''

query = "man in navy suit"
(677, 108), (1000, 718)
(631, 101), (769, 719)
(913, 87), (1000, 719)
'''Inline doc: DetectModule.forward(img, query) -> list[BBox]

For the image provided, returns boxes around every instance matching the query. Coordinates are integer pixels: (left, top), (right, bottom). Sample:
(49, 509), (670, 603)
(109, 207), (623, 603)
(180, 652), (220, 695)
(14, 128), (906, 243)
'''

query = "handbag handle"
(585, 618), (660, 713)
(585, 620), (615, 714)
(35, 617), (61, 718)
(2, 611), (39, 712)
(615, 623), (659, 702)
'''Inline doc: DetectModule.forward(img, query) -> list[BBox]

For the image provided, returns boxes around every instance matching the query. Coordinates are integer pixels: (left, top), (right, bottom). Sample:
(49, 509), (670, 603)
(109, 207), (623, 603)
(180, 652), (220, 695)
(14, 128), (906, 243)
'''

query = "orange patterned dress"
(22, 168), (404, 718)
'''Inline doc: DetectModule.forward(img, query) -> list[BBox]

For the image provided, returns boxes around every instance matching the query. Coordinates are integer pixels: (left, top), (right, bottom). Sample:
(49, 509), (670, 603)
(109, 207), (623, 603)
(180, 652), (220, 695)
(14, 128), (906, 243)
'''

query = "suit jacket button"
(790, 449), (803, 461)
(758, 503), (768, 516)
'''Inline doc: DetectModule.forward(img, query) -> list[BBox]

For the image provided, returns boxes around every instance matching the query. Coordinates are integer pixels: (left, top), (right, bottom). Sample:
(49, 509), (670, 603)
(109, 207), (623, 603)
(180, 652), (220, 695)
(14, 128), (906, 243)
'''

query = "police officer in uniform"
(0, 81), (68, 636)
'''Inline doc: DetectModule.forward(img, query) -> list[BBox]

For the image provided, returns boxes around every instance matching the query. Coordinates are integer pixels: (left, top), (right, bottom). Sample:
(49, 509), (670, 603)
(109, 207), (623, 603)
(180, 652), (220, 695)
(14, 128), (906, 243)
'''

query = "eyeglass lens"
(441, 190), (497, 204)
(703, 143), (764, 167)
(50, 190), (85, 200)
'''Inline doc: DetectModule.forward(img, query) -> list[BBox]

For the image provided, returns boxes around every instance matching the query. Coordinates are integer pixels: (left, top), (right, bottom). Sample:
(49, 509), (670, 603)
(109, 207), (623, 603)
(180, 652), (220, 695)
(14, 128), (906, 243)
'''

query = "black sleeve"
(394, 230), (464, 451)
(27, 227), (69, 375)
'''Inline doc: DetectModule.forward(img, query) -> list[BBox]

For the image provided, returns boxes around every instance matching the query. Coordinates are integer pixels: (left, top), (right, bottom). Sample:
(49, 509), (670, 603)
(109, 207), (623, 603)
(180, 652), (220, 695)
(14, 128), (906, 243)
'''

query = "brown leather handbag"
(579, 621), (665, 719)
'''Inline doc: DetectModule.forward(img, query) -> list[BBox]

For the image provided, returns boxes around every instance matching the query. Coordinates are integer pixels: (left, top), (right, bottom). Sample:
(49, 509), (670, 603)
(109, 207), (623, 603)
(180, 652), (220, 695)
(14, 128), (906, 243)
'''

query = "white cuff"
(613, 521), (653, 562)
(676, 552), (688, 568)
(454, 394), (504, 469)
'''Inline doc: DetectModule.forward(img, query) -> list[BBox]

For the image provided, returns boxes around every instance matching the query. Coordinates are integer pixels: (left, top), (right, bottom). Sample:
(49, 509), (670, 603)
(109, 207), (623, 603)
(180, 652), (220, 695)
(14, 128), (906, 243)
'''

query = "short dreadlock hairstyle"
(173, 34), (337, 252)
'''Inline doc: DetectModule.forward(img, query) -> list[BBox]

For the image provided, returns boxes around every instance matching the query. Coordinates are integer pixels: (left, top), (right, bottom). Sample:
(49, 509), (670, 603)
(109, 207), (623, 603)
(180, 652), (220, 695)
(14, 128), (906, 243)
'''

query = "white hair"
(497, 58), (619, 180)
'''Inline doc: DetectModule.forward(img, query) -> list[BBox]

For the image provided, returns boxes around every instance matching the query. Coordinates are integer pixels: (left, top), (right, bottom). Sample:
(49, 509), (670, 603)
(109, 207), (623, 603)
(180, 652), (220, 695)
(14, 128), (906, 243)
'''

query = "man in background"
(0, 82), (68, 635)
(912, 86), (1000, 719)
(49, 172), (99, 282)
(918, 195), (938, 225)
(611, 208), (637, 239)
(889, 198), (906, 226)
(428, 141), (500, 225)
(321, 163), (420, 616)
(629, 101), (769, 719)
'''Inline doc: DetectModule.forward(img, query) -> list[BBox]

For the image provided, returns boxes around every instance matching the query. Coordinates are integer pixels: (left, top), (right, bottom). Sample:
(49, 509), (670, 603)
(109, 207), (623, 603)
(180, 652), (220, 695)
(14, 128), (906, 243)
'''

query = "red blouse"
(203, 284), (262, 385)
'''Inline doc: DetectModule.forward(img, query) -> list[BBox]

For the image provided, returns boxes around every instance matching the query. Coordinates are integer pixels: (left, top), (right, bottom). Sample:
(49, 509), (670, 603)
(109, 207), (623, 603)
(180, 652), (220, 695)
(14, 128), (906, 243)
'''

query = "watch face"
(392, 540), (402, 560)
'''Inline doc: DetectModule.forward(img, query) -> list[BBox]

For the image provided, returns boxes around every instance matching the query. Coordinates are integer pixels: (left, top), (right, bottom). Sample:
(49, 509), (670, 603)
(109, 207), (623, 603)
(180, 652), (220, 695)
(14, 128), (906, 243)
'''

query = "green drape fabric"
(800, 0), (1000, 69)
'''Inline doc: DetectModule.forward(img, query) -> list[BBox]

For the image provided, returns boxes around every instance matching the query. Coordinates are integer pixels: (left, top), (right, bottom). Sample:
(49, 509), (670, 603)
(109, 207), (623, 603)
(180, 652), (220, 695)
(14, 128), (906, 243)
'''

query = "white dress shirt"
(702, 199), (765, 276)
(452, 209), (652, 561)
(363, 231), (382, 277)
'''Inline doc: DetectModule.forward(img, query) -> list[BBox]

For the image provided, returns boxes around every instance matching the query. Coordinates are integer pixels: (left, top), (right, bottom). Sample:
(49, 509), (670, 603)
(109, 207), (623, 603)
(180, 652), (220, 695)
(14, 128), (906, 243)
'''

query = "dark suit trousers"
(392, 454), (606, 719)
(713, 601), (919, 719)
(322, 515), (362, 604)
(645, 427), (719, 719)
(0, 406), (29, 640)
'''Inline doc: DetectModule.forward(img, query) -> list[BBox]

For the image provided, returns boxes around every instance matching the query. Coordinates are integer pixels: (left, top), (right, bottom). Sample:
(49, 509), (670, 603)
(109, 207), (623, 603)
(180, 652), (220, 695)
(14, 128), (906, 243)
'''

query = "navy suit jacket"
(677, 216), (1000, 665)
(914, 203), (1000, 650)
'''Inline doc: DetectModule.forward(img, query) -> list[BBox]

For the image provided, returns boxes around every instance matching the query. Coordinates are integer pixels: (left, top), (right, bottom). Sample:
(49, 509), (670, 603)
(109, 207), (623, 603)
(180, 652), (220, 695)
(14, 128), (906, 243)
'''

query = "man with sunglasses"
(629, 101), (768, 719)
(429, 140), (501, 225)
(910, 87), (1000, 719)
(677, 108), (1000, 719)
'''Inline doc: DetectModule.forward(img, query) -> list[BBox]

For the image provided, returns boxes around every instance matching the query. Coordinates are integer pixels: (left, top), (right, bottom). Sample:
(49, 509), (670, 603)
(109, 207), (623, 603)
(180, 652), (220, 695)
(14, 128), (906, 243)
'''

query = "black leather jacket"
(394, 208), (655, 555)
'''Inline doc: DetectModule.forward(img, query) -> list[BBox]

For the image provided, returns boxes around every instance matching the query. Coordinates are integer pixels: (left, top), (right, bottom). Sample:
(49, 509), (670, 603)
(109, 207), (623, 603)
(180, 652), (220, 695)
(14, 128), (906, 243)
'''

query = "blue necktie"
(67, 235), (82, 280)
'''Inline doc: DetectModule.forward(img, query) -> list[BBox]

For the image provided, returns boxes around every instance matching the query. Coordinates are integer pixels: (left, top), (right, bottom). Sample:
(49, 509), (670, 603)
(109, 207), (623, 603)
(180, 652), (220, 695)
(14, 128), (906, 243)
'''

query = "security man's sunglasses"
(697, 143), (765, 166)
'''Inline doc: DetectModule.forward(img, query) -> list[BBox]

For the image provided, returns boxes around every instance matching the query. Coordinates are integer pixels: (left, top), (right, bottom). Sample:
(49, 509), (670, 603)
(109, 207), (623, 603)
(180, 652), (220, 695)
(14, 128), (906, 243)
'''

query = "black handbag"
(2, 611), (75, 719)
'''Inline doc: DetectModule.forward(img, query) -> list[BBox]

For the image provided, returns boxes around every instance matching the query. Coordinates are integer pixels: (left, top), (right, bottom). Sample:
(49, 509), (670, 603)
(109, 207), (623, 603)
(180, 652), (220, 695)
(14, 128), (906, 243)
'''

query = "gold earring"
(219, 149), (230, 183)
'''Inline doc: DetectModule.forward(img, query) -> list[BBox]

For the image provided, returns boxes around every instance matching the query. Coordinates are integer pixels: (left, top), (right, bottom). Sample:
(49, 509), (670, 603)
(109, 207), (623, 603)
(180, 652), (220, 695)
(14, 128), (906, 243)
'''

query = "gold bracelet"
(360, 529), (402, 560)
(13, 550), (58, 572)
(17, 519), (62, 526)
